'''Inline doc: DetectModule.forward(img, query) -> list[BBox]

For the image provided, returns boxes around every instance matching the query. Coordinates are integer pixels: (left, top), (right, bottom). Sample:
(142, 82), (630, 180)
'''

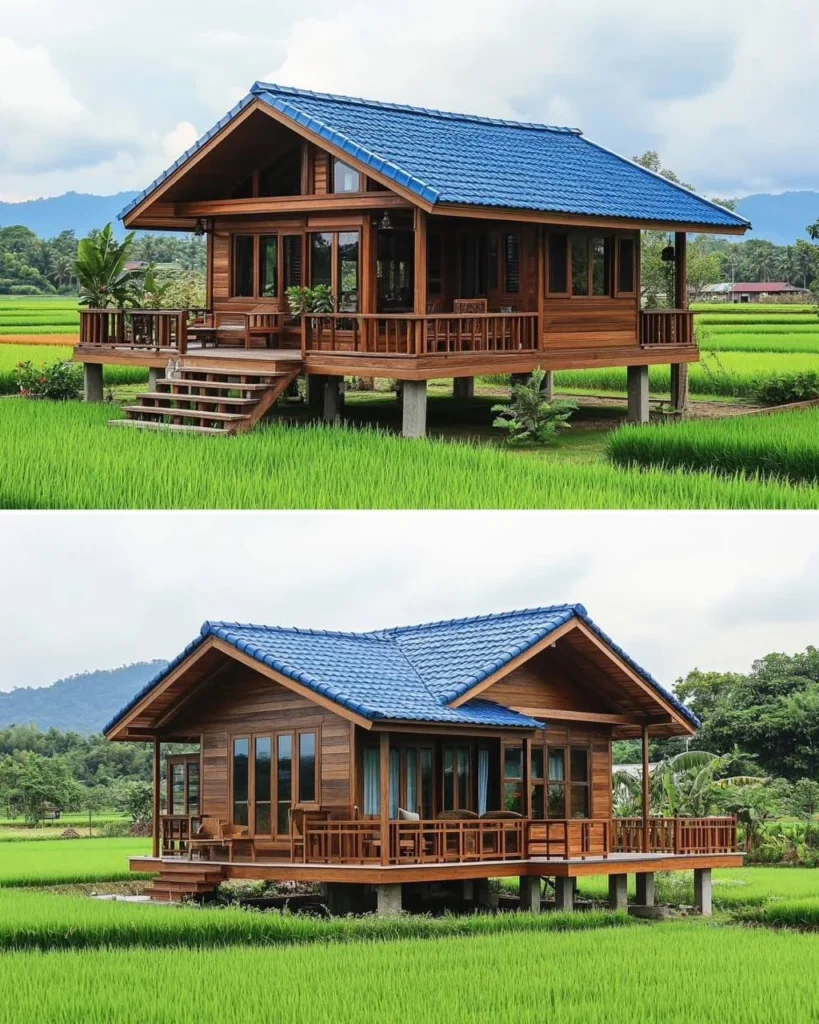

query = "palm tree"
(74, 223), (140, 308)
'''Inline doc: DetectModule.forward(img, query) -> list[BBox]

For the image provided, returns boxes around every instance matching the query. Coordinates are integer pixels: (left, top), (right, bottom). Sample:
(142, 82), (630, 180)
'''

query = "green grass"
(2, 399), (819, 508)
(0, 923), (816, 1023)
(701, 333), (819, 354)
(696, 313), (819, 325)
(0, 297), (80, 335)
(691, 303), (815, 313)
(0, 838), (151, 887)
(703, 323), (819, 335)
(734, 898), (819, 929)
(0, 343), (147, 393)
(605, 408), (819, 484)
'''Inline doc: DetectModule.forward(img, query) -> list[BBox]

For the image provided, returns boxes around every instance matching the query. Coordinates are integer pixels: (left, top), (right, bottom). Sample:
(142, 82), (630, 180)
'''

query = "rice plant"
(604, 409), (819, 484)
(0, 838), (152, 887)
(1, 400), (818, 509)
(0, 344), (146, 393)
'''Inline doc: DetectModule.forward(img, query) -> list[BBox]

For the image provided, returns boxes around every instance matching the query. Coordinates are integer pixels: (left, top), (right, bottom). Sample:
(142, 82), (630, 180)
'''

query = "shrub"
(492, 367), (577, 446)
(97, 821), (131, 838)
(748, 372), (819, 405)
(13, 360), (82, 400)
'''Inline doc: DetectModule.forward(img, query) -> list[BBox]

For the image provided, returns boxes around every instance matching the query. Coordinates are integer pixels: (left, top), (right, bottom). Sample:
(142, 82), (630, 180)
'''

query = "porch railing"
(304, 312), (540, 356)
(79, 309), (191, 353)
(160, 814), (202, 856)
(640, 309), (695, 347)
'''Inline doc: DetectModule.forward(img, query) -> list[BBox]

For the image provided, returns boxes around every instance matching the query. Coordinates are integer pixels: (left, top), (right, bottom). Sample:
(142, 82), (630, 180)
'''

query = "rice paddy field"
(0, 296), (79, 337)
(0, 343), (146, 394)
(0, 838), (152, 887)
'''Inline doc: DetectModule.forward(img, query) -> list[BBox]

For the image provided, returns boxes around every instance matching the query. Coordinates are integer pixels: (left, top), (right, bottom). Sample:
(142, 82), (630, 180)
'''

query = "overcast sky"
(1, 512), (818, 695)
(1, 0), (817, 203)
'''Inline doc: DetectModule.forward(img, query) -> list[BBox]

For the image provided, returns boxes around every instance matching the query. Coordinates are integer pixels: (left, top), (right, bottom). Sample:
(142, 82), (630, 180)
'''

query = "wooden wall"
(542, 297), (638, 349)
(175, 663), (352, 824)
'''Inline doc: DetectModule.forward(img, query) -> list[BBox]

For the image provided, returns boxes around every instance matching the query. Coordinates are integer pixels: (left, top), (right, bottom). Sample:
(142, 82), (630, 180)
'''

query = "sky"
(1, 511), (818, 695)
(0, 0), (818, 203)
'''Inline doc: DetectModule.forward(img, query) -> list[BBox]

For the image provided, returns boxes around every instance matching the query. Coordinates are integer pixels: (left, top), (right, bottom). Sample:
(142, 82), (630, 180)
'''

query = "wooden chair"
(247, 305), (283, 349)
(453, 298), (488, 314)
(219, 821), (252, 861)
(185, 817), (225, 861)
(451, 299), (488, 352)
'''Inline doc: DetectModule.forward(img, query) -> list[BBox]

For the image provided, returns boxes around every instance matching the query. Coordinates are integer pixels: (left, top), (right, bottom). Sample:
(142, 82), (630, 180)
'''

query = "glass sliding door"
(254, 737), (272, 835)
(232, 738), (249, 826)
(276, 735), (293, 835)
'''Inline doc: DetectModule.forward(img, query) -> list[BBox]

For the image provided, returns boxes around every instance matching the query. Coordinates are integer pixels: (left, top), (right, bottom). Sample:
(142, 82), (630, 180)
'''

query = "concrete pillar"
(542, 371), (555, 402)
(148, 366), (164, 391)
(83, 362), (104, 403)
(453, 376), (475, 400)
(307, 375), (326, 418)
(608, 873), (628, 912)
(670, 363), (689, 413)
(627, 365), (650, 424)
(376, 883), (402, 916)
(475, 878), (498, 909)
(401, 380), (427, 438)
(554, 876), (574, 912)
(694, 868), (712, 917)
(519, 876), (542, 913)
(323, 377), (343, 424)
(636, 872), (655, 907)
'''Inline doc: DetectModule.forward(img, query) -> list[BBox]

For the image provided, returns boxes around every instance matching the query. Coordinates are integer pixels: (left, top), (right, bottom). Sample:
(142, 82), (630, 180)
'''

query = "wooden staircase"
(110, 361), (302, 436)
(145, 861), (226, 903)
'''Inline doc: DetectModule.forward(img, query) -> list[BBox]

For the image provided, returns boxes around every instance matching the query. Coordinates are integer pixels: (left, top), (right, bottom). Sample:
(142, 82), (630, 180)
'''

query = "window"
(547, 747), (566, 818)
(592, 237), (609, 295)
(570, 748), (590, 819)
(459, 235), (487, 298)
(254, 736), (272, 834)
(548, 233), (568, 293)
(299, 731), (317, 805)
(443, 746), (472, 811)
(232, 236), (254, 297)
(333, 158), (361, 193)
(171, 763), (186, 816)
(420, 748), (434, 818)
(337, 232), (359, 312)
(283, 235), (303, 290)
(405, 748), (418, 815)
(310, 233), (333, 290)
(276, 734), (292, 835)
(187, 762), (200, 817)
(167, 756), (199, 817)
(427, 233), (443, 296)
(389, 748), (401, 819)
(259, 236), (278, 298)
(617, 237), (636, 294)
(377, 229), (414, 312)
(488, 234), (500, 291)
(570, 232), (589, 296)
(530, 746), (545, 819)
(363, 747), (380, 816)
(232, 737), (249, 826)
(503, 233), (521, 293)
(503, 744), (524, 813)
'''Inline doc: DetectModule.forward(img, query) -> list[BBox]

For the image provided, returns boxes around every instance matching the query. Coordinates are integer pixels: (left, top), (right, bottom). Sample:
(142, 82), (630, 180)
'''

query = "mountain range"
(0, 190), (818, 246)
(0, 662), (168, 735)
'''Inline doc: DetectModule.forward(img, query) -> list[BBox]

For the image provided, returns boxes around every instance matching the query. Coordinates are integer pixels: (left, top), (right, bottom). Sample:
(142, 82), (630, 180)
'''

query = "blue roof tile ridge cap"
(251, 81), (581, 135)
(377, 603), (585, 638)
(200, 620), (393, 643)
(579, 135), (751, 228)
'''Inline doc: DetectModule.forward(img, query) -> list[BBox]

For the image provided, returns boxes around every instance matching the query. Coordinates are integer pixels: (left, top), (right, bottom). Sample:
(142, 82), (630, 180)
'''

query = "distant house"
(701, 282), (810, 303)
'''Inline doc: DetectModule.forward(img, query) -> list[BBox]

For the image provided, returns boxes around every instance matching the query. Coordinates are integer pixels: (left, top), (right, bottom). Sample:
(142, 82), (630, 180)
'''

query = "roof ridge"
(378, 603), (585, 638)
(202, 620), (393, 643)
(251, 82), (581, 135)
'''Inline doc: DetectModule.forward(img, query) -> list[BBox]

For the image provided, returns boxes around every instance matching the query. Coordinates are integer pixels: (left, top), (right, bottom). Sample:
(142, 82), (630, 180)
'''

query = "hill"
(0, 661), (167, 734)
(734, 191), (819, 245)
(0, 191), (139, 239)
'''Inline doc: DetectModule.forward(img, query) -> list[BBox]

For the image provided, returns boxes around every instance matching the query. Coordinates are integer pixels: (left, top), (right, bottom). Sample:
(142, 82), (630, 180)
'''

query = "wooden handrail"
(640, 309), (695, 347)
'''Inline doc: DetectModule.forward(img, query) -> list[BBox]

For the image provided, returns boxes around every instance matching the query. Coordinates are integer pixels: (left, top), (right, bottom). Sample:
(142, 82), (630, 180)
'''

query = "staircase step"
(138, 392), (259, 407)
(109, 420), (228, 436)
(147, 879), (219, 893)
(120, 406), (247, 423)
(157, 379), (277, 394)
(178, 368), (291, 381)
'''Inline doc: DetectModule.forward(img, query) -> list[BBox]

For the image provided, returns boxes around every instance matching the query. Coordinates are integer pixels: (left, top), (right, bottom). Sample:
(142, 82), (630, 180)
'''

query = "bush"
(748, 372), (819, 405)
(492, 367), (577, 446)
(97, 821), (131, 838)
(13, 360), (82, 400)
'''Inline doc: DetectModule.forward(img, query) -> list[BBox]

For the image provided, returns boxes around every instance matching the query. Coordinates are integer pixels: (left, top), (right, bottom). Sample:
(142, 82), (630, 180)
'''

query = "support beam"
(542, 371), (555, 402)
(674, 232), (688, 311)
(635, 872), (655, 907)
(475, 878), (498, 909)
(401, 380), (427, 438)
(519, 876), (542, 913)
(627, 365), (649, 424)
(453, 377), (474, 400)
(694, 868), (712, 917)
(608, 873), (628, 912)
(323, 377), (343, 423)
(376, 883), (402, 916)
(413, 208), (428, 318)
(554, 876), (574, 912)
(379, 732), (390, 866)
(152, 737), (160, 859)
(83, 362), (104, 403)
(670, 363), (689, 413)
(307, 375), (326, 418)
(642, 724), (651, 853)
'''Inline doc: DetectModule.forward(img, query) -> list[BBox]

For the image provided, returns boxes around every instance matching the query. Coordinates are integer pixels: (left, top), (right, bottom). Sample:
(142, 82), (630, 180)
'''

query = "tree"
(790, 779), (819, 821)
(74, 223), (140, 308)
(81, 784), (108, 836)
(115, 779), (153, 825)
(1, 752), (80, 825)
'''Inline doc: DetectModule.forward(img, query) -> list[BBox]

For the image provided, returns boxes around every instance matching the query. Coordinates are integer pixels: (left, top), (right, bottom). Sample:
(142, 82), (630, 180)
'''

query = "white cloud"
(0, 0), (816, 200)
(0, 512), (818, 695)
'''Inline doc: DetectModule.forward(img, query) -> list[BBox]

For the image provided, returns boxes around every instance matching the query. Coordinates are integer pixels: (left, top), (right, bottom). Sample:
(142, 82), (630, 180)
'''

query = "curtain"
(477, 748), (489, 816)
(389, 748), (400, 819)
(363, 748), (380, 816)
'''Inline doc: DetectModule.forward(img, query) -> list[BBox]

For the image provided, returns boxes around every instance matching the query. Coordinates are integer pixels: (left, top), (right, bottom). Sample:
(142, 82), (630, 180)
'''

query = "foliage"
(13, 359), (82, 400)
(605, 408), (819, 484)
(284, 284), (335, 315)
(3, 400), (819, 509)
(0, 753), (81, 825)
(747, 372), (819, 405)
(114, 780), (153, 825)
(790, 778), (819, 820)
(492, 368), (577, 446)
(75, 224), (144, 309)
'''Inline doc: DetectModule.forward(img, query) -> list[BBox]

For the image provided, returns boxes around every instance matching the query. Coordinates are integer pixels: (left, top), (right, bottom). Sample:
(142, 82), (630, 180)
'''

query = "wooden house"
(76, 83), (749, 437)
(105, 604), (740, 913)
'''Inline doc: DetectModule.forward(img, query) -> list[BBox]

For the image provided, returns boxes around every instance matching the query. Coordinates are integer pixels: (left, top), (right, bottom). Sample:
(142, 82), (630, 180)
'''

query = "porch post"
(542, 372), (555, 402)
(83, 363), (103, 403)
(152, 736), (161, 858)
(641, 724), (650, 853)
(307, 375), (326, 418)
(608, 873), (628, 912)
(627, 366), (649, 424)
(635, 871), (655, 907)
(670, 363), (689, 413)
(379, 732), (390, 866)
(554, 876), (574, 912)
(148, 366), (164, 391)
(694, 868), (712, 917)
(453, 377), (474, 400)
(376, 883), (402, 916)
(401, 380), (427, 438)
(519, 875), (542, 913)
(674, 232), (688, 310)
(323, 377), (343, 424)
(413, 208), (427, 316)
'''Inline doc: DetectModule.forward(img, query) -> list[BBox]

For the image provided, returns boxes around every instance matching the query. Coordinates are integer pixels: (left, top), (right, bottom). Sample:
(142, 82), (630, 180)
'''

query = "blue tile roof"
(120, 84), (748, 229)
(104, 604), (699, 734)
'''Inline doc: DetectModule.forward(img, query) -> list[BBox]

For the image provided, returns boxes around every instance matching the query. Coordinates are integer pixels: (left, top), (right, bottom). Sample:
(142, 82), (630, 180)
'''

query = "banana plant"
(75, 223), (140, 308)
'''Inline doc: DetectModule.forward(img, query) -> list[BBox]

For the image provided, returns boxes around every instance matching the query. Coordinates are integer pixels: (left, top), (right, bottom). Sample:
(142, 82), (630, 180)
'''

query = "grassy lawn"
(0, 837), (151, 887)
(0, 922), (815, 1023)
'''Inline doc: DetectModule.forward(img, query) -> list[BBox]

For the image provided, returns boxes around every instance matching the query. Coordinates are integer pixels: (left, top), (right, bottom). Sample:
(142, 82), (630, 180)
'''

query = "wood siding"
(543, 297), (639, 348)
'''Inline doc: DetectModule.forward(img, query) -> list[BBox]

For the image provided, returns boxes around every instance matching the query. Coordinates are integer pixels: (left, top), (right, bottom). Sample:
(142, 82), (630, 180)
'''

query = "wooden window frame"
(231, 235), (256, 298)
(230, 734), (251, 828)
(229, 728), (321, 836)
(229, 231), (309, 302)
(442, 742), (475, 812)
(308, 229), (361, 310)
(502, 232), (522, 294)
(330, 157), (364, 195)
(546, 230), (627, 300)
(166, 754), (201, 817)
(501, 739), (525, 814)
(529, 741), (594, 820)
(545, 231), (570, 297)
(614, 233), (638, 297)
(568, 744), (592, 820)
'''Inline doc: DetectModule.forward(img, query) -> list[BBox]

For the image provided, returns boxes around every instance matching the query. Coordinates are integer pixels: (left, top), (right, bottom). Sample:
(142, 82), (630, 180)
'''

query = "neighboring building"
(105, 604), (740, 914)
(76, 82), (749, 435)
(701, 282), (810, 303)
